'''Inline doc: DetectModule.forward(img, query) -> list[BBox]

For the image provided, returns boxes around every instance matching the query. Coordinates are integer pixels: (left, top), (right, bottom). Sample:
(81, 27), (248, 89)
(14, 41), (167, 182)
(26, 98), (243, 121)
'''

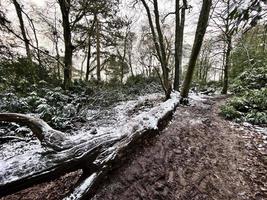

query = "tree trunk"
(221, 0), (232, 94)
(12, 0), (32, 62)
(0, 113), (72, 151)
(85, 17), (96, 81)
(179, 1), (186, 80)
(120, 31), (128, 84)
(129, 52), (134, 77)
(222, 37), (231, 94)
(85, 37), (92, 81)
(140, 0), (171, 99)
(96, 15), (101, 82)
(180, 0), (212, 103)
(58, 0), (72, 90)
(174, 0), (181, 91)
(22, 10), (42, 69)
(153, 0), (172, 99)
(174, 0), (186, 91)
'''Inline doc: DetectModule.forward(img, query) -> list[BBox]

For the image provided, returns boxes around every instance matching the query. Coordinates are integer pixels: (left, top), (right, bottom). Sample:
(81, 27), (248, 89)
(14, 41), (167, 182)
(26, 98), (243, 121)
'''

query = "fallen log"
(65, 101), (177, 200)
(0, 113), (73, 151)
(0, 92), (179, 198)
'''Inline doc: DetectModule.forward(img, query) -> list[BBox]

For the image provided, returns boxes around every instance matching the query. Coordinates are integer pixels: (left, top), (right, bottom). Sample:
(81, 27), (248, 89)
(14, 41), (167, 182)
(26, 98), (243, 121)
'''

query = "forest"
(0, 0), (266, 199)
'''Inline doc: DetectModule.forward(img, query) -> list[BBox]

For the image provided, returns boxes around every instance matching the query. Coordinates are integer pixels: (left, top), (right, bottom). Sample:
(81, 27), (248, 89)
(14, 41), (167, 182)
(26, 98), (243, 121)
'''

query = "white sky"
(1, 0), (213, 76)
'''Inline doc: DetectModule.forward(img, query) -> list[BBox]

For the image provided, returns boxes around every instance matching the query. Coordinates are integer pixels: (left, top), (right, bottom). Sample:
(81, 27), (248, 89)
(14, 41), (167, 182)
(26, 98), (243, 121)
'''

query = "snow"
(64, 172), (99, 200)
(0, 91), (206, 191)
(0, 92), (164, 185)
(189, 92), (206, 102)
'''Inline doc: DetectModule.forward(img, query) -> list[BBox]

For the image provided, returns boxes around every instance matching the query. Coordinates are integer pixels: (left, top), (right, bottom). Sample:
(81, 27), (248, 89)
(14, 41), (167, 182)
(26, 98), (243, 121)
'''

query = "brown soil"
(2, 96), (266, 200)
(92, 96), (267, 200)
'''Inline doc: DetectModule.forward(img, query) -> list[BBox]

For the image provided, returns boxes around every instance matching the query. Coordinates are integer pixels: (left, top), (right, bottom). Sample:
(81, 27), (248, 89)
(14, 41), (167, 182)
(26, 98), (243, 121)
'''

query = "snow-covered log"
(0, 92), (179, 198)
(65, 92), (180, 199)
(0, 113), (73, 151)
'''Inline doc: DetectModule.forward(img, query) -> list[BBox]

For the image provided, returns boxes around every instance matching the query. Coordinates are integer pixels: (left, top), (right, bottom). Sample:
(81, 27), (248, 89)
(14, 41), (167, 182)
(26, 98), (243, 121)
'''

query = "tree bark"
(85, 17), (96, 81)
(58, 0), (72, 90)
(21, 9), (42, 68)
(180, 0), (212, 103)
(0, 113), (71, 151)
(140, 0), (171, 99)
(85, 37), (92, 81)
(96, 14), (101, 82)
(221, 0), (232, 94)
(174, 0), (186, 91)
(222, 37), (231, 94)
(174, 0), (181, 91)
(179, 0), (186, 81)
(153, 0), (172, 99)
(12, 0), (32, 62)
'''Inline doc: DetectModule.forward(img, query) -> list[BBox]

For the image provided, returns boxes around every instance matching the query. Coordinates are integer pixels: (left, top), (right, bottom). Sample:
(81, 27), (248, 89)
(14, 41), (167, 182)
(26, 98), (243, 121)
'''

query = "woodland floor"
(2, 96), (267, 200)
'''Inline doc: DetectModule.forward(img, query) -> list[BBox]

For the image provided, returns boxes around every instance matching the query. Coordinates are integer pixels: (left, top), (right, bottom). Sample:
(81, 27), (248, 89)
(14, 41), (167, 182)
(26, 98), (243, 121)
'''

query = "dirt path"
(92, 96), (267, 200)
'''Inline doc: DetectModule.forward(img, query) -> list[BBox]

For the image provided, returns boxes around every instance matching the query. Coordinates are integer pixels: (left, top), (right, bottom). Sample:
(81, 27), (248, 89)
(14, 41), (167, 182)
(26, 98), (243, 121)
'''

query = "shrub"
(221, 88), (267, 125)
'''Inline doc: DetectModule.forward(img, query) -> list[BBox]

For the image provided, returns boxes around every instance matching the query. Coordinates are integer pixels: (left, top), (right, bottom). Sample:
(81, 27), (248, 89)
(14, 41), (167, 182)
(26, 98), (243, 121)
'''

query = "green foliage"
(231, 66), (267, 93)
(0, 57), (59, 93)
(0, 76), (163, 130)
(105, 54), (129, 83)
(221, 88), (267, 125)
(221, 25), (267, 126)
(125, 74), (162, 95)
(125, 74), (159, 86)
(220, 105), (243, 121)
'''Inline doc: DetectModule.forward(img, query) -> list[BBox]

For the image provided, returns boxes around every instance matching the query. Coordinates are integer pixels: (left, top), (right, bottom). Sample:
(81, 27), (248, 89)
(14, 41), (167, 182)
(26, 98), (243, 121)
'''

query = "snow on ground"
(0, 92), (207, 188)
(0, 92), (163, 185)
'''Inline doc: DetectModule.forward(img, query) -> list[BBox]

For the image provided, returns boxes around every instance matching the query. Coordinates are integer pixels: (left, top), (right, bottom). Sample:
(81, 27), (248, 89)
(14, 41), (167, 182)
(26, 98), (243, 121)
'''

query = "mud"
(92, 96), (267, 200)
(2, 96), (266, 200)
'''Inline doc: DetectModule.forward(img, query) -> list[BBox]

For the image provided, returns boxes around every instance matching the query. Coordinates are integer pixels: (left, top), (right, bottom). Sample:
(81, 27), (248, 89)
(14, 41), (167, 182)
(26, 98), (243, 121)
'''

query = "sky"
(1, 0), (209, 76)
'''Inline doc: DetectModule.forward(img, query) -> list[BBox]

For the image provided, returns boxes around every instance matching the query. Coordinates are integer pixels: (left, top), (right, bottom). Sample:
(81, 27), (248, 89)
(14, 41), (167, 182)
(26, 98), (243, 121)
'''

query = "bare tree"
(139, 0), (172, 99)
(12, 0), (32, 62)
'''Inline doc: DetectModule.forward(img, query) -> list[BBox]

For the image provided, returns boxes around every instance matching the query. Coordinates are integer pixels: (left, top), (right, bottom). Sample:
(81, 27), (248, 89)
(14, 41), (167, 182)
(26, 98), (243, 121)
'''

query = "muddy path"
(2, 96), (266, 200)
(92, 96), (267, 200)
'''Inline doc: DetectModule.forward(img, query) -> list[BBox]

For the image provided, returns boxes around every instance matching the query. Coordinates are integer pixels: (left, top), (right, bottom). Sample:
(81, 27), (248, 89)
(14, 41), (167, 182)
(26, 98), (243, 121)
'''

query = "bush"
(0, 57), (60, 93)
(231, 66), (267, 93)
(220, 88), (267, 125)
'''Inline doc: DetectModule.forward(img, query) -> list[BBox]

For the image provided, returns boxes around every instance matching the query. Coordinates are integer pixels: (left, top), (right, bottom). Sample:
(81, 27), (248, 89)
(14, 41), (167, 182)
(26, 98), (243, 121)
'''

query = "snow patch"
(64, 172), (99, 200)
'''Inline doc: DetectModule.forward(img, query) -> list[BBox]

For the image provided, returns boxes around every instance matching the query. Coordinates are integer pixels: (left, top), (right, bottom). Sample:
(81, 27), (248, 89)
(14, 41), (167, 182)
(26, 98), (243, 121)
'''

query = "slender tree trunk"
(96, 15), (101, 82)
(153, 0), (171, 99)
(174, 0), (186, 91)
(140, 0), (171, 99)
(54, 11), (61, 80)
(263, 24), (267, 52)
(179, 0), (186, 79)
(221, 0), (231, 94)
(180, 0), (212, 102)
(129, 52), (134, 76)
(140, 0), (163, 66)
(58, 0), (72, 90)
(12, 0), (37, 84)
(222, 37), (231, 94)
(174, 0), (181, 91)
(56, 43), (61, 80)
(85, 37), (92, 81)
(22, 10), (42, 68)
(120, 31), (128, 84)
(80, 53), (87, 80)
(12, 0), (31, 62)
(85, 17), (96, 81)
